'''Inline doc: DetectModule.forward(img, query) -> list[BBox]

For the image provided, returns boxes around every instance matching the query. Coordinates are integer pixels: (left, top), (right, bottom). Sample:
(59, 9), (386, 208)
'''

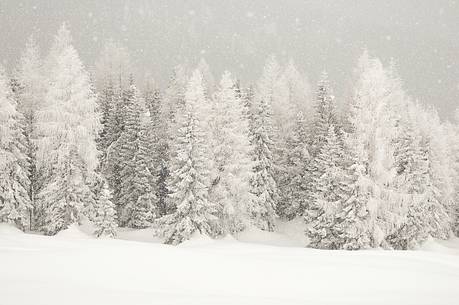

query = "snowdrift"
(1, 222), (459, 305)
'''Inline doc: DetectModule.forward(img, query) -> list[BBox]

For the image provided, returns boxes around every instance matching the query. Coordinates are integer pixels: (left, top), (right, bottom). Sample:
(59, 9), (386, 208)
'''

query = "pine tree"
(36, 24), (100, 234)
(14, 35), (45, 230)
(97, 79), (117, 164)
(103, 82), (126, 211)
(159, 70), (217, 245)
(145, 89), (171, 216)
(415, 107), (455, 239)
(308, 71), (338, 157)
(116, 85), (156, 227)
(127, 125), (156, 228)
(272, 59), (313, 140)
(334, 145), (372, 250)
(0, 67), (31, 229)
(250, 89), (278, 231)
(93, 181), (118, 238)
(209, 71), (254, 234)
(307, 126), (347, 249)
(345, 50), (403, 247)
(277, 111), (310, 220)
(388, 132), (450, 249)
(39, 147), (95, 235)
(304, 71), (339, 223)
(197, 58), (216, 97)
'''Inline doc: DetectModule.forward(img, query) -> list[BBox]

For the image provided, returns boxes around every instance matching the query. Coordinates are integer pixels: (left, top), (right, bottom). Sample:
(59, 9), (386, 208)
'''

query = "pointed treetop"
(187, 69), (204, 92)
(318, 70), (329, 85)
(263, 54), (281, 77)
(219, 70), (234, 89)
(54, 22), (72, 51)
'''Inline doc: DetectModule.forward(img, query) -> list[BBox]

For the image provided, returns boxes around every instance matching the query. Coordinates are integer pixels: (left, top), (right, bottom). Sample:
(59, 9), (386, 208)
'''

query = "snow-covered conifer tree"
(334, 141), (372, 250)
(145, 89), (171, 216)
(159, 70), (217, 244)
(116, 84), (156, 227)
(0, 67), (31, 229)
(250, 64), (280, 231)
(209, 71), (254, 234)
(345, 51), (402, 247)
(93, 181), (117, 238)
(277, 111), (310, 219)
(197, 58), (216, 97)
(304, 71), (339, 223)
(97, 80), (117, 163)
(307, 125), (346, 249)
(36, 24), (100, 234)
(273, 60), (313, 139)
(15, 35), (45, 230)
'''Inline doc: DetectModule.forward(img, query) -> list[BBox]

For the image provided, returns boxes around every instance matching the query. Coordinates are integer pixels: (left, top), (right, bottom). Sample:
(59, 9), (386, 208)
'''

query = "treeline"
(0, 23), (458, 249)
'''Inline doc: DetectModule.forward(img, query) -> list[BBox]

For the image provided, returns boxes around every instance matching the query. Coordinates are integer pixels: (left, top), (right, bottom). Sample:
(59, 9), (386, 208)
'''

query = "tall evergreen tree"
(145, 89), (171, 216)
(307, 125), (346, 249)
(0, 67), (31, 229)
(209, 71), (254, 234)
(304, 71), (339, 223)
(36, 24), (100, 234)
(277, 111), (310, 219)
(116, 84), (156, 227)
(39, 147), (94, 235)
(334, 139), (372, 250)
(14, 35), (45, 230)
(250, 89), (279, 231)
(345, 51), (402, 247)
(159, 70), (217, 244)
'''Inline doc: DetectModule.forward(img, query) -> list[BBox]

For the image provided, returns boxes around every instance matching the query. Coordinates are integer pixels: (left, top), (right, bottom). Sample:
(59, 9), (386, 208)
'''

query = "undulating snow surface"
(1, 223), (459, 305)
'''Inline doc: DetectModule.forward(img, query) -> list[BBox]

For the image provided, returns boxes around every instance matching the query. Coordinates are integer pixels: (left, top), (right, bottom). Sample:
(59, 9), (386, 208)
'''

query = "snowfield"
(1, 223), (459, 305)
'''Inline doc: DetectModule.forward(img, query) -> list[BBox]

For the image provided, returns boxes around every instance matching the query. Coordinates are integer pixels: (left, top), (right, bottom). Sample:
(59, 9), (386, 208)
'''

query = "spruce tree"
(94, 181), (118, 238)
(0, 67), (31, 229)
(345, 50), (404, 247)
(278, 111), (310, 220)
(334, 146), (372, 250)
(307, 125), (346, 249)
(389, 133), (450, 249)
(36, 24), (100, 234)
(250, 90), (278, 231)
(14, 35), (45, 230)
(304, 71), (338, 223)
(116, 85), (156, 227)
(97, 79), (117, 165)
(39, 147), (94, 235)
(209, 71), (254, 234)
(145, 89), (171, 216)
(159, 70), (217, 244)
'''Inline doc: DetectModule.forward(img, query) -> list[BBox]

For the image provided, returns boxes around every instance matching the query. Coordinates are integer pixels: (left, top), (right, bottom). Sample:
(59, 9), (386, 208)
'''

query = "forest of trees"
(1, 24), (459, 250)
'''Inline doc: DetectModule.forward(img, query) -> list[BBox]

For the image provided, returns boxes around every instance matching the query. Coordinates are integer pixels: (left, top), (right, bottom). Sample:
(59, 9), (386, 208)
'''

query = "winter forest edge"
(1, 23), (458, 250)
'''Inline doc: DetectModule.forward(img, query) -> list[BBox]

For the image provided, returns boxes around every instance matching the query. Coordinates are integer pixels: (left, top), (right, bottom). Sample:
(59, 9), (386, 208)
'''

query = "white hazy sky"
(0, 0), (458, 118)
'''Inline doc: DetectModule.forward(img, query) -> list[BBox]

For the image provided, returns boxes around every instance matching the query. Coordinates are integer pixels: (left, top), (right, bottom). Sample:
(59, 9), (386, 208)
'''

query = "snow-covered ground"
(1, 223), (459, 305)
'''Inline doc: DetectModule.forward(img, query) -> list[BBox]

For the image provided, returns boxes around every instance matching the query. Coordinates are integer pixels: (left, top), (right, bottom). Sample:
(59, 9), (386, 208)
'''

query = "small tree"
(94, 181), (117, 238)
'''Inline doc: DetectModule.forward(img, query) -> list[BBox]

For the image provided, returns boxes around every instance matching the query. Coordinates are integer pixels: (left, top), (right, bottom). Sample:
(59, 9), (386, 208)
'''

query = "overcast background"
(0, 0), (458, 118)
